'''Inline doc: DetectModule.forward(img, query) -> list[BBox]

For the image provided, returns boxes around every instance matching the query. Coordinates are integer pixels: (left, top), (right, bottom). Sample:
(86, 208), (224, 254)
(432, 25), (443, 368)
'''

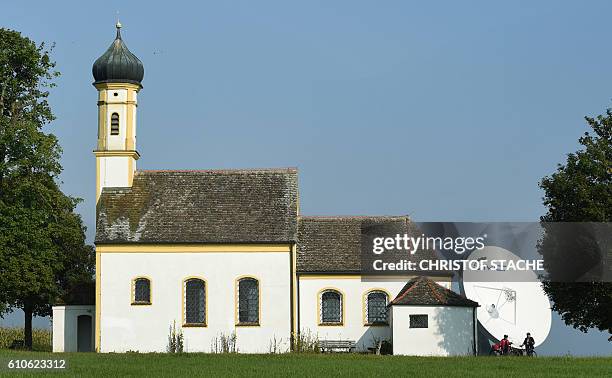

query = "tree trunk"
(23, 303), (33, 350)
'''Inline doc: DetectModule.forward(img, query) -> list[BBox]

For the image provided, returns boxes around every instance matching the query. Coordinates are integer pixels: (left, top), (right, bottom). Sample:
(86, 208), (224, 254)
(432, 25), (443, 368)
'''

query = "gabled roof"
(296, 216), (443, 274)
(389, 276), (478, 307)
(96, 168), (298, 244)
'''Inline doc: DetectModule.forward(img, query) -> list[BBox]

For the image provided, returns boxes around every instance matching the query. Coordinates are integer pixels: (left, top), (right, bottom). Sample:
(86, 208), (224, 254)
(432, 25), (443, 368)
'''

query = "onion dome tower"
(92, 22), (144, 201)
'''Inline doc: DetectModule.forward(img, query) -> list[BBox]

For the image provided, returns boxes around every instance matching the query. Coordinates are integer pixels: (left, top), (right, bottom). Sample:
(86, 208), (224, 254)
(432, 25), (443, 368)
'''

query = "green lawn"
(0, 350), (610, 377)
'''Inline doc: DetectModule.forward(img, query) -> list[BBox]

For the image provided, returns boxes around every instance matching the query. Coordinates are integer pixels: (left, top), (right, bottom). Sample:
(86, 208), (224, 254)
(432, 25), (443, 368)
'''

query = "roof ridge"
(390, 277), (421, 304)
(425, 277), (445, 303)
(137, 167), (298, 174)
(299, 215), (409, 220)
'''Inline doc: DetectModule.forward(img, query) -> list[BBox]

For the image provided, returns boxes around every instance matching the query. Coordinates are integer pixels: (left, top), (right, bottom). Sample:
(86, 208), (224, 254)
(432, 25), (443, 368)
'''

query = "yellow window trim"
(182, 276), (208, 327)
(131, 276), (152, 306)
(234, 275), (262, 327)
(362, 288), (391, 326)
(96, 244), (292, 253)
(317, 287), (345, 327)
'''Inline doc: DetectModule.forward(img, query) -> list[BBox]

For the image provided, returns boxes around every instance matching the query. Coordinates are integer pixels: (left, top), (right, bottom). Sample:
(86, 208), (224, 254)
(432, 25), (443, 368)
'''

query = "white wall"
(99, 251), (292, 353)
(98, 156), (132, 190)
(52, 305), (95, 352)
(391, 305), (476, 356)
(297, 276), (451, 352)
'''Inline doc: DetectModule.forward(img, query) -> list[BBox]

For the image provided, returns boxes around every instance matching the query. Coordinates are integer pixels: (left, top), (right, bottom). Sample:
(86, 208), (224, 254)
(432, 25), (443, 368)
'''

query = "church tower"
(92, 22), (144, 201)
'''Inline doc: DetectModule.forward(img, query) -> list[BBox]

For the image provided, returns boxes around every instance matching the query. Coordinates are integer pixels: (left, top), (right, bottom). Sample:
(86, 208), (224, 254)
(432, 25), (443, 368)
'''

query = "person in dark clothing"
(520, 332), (535, 356)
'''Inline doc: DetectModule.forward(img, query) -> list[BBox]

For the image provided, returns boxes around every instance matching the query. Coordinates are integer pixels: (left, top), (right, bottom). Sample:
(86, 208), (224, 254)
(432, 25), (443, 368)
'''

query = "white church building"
(52, 24), (479, 355)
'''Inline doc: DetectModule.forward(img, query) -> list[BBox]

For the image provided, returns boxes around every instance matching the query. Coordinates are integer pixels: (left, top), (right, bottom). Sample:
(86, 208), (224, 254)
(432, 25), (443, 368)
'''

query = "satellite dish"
(460, 246), (551, 347)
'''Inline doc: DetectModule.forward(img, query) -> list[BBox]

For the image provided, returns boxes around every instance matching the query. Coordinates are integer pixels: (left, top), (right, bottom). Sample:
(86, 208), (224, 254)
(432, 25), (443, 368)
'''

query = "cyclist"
(520, 332), (535, 356)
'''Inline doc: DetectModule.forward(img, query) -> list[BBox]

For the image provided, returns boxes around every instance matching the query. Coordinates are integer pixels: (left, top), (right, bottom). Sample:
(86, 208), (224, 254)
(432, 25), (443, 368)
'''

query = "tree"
(539, 107), (611, 339)
(0, 28), (94, 349)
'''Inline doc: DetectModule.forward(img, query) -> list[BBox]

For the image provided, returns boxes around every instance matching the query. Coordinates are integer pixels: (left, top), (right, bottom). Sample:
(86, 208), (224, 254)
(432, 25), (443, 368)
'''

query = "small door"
(77, 315), (93, 352)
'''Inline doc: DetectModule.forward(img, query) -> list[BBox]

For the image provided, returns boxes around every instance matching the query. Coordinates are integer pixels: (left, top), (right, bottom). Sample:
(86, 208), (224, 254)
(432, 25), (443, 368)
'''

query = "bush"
(0, 327), (51, 351)
(291, 330), (320, 353)
(211, 332), (237, 353)
(166, 321), (184, 353)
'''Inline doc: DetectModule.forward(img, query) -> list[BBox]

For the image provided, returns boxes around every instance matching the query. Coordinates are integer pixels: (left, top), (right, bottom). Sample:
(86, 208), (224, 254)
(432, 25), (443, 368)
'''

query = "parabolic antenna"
(460, 246), (551, 347)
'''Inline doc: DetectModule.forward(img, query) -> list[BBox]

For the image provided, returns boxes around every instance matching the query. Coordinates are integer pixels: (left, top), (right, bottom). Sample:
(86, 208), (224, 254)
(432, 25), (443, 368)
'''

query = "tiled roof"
(296, 216), (443, 273)
(389, 276), (478, 307)
(95, 169), (298, 244)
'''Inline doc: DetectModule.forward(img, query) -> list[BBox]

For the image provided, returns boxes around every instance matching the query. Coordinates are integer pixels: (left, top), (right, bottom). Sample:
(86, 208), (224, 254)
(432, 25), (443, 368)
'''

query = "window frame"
(131, 276), (152, 305)
(182, 277), (207, 327)
(409, 314), (429, 329)
(235, 276), (261, 326)
(363, 289), (390, 326)
(110, 112), (120, 135)
(318, 288), (344, 326)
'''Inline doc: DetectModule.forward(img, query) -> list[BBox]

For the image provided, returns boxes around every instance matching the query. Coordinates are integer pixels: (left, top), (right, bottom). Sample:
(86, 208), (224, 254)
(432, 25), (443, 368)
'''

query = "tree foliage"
(0, 28), (94, 348)
(539, 107), (611, 337)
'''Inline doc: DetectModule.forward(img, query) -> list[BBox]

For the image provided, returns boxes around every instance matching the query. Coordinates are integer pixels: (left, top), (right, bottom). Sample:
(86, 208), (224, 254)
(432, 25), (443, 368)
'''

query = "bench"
(8, 340), (25, 350)
(319, 340), (356, 353)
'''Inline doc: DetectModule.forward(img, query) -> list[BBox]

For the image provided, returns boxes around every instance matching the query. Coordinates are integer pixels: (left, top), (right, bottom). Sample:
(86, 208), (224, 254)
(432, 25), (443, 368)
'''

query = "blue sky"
(1, 1), (611, 355)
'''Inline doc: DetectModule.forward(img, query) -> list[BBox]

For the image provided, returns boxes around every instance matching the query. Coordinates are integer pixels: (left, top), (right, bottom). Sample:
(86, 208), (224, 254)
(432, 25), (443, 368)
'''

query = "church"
(52, 24), (479, 355)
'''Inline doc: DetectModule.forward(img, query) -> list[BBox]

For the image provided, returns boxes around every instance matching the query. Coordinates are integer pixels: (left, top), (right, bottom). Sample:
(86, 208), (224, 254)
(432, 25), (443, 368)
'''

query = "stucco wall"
(297, 276), (451, 352)
(52, 305), (95, 352)
(99, 251), (292, 353)
(98, 156), (132, 189)
(391, 305), (476, 356)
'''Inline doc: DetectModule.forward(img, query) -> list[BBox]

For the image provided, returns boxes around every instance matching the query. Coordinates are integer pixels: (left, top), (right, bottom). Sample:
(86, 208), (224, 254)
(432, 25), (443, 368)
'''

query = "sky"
(1, 1), (611, 355)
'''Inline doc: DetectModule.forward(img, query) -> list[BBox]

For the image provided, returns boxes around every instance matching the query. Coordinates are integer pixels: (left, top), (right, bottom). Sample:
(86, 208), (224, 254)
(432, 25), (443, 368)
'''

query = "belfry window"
(110, 112), (120, 135)
(132, 278), (151, 305)
(320, 289), (342, 325)
(366, 291), (388, 325)
(184, 278), (206, 325)
(237, 277), (259, 325)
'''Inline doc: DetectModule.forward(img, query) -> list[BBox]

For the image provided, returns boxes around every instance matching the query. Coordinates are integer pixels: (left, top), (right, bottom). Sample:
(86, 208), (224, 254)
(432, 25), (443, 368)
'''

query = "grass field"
(0, 350), (610, 377)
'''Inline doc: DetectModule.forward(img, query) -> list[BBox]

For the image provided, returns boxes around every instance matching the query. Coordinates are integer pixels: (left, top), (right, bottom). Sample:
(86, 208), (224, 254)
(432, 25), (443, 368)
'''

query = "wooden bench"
(319, 340), (356, 353)
(8, 340), (25, 350)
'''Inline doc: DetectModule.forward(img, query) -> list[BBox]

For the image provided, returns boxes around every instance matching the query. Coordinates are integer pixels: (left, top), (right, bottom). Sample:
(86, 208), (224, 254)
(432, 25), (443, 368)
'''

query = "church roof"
(92, 23), (144, 86)
(95, 169), (298, 244)
(296, 216), (446, 274)
(389, 276), (478, 307)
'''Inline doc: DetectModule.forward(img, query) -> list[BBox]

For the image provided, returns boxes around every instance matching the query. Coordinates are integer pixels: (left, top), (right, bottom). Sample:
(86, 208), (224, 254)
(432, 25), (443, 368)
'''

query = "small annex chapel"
(52, 24), (479, 355)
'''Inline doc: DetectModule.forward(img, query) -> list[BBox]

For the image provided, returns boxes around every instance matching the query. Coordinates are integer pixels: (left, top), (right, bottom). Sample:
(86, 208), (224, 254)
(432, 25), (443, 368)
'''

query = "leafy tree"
(539, 107), (611, 339)
(0, 28), (94, 349)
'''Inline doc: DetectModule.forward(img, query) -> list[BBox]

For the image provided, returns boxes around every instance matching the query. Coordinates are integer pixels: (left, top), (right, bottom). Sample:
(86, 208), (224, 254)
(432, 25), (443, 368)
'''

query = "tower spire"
(115, 19), (122, 39)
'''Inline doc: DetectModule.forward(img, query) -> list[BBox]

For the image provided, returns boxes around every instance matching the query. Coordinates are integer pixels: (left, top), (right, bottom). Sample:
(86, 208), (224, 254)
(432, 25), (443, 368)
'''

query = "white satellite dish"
(461, 246), (551, 347)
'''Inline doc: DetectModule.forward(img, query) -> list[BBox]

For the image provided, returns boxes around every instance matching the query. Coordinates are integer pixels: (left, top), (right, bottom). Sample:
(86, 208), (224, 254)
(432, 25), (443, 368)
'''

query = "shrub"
(291, 330), (319, 353)
(211, 332), (237, 353)
(166, 321), (184, 353)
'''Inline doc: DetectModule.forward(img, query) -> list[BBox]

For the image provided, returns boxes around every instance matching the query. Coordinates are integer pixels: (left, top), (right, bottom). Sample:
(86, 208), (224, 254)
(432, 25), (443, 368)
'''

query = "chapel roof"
(296, 216), (446, 274)
(389, 276), (478, 307)
(95, 168), (298, 244)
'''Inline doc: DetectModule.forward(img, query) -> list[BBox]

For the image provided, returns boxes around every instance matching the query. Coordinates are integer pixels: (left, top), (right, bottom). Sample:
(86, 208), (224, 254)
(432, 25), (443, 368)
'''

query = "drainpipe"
(472, 306), (477, 355)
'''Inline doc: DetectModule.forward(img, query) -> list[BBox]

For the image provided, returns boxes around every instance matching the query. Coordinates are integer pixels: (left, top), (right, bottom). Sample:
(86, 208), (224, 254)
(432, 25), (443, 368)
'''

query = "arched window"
(320, 289), (342, 325)
(184, 278), (206, 326)
(237, 277), (259, 325)
(110, 112), (120, 135)
(365, 290), (388, 325)
(132, 277), (151, 304)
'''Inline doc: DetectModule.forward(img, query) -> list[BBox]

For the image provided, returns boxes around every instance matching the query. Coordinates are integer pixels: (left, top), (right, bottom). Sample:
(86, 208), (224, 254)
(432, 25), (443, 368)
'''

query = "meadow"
(0, 350), (610, 377)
